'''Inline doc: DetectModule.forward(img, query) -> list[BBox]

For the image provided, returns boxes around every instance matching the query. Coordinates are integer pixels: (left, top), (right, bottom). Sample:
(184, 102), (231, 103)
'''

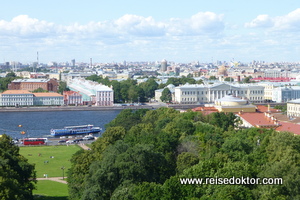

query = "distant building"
(161, 59), (167, 72)
(287, 99), (300, 117)
(155, 84), (175, 102)
(214, 95), (256, 113)
(272, 86), (300, 103)
(33, 93), (64, 106)
(0, 90), (34, 106)
(68, 78), (114, 106)
(0, 90), (63, 106)
(8, 79), (59, 92)
(174, 83), (264, 104)
(63, 91), (83, 105)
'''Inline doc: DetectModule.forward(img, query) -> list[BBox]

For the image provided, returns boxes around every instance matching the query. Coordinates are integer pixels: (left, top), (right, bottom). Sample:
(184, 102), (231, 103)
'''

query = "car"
(58, 140), (67, 143)
(83, 135), (94, 140)
(12, 139), (19, 144)
(73, 138), (83, 143)
(66, 140), (74, 144)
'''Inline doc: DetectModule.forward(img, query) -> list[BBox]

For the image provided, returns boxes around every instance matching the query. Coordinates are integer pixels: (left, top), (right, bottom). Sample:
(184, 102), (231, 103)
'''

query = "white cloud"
(245, 14), (273, 28)
(273, 8), (300, 31)
(246, 8), (300, 31)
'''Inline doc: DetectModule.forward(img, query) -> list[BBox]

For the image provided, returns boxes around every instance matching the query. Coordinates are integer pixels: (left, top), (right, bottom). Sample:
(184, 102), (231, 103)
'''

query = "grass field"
(33, 180), (68, 200)
(19, 145), (81, 178)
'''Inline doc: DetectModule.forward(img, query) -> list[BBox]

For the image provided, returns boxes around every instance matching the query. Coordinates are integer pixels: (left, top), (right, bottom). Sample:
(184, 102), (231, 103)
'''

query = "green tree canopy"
(0, 135), (36, 200)
(160, 88), (172, 103)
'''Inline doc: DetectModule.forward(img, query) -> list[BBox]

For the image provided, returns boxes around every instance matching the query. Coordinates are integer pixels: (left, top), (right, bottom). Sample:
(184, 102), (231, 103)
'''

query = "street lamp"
(61, 166), (65, 180)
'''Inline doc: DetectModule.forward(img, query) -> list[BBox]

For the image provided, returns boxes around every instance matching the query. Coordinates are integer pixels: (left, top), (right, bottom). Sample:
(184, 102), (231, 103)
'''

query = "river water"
(0, 110), (121, 139)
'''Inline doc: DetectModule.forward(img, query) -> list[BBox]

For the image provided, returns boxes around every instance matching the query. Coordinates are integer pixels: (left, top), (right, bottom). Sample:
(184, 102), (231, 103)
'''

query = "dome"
(217, 65), (228, 76)
(167, 84), (175, 88)
(215, 95), (247, 106)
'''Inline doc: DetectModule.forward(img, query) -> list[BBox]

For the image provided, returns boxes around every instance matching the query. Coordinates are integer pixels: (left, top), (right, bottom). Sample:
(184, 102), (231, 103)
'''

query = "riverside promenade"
(0, 103), (200, 112)
(0, 105), (154, 112)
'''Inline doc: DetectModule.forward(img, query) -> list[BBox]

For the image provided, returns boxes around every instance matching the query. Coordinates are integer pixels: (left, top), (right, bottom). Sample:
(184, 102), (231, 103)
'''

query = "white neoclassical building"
(272, 86), (300, 103)
(0, 90), (63, 106)
(174, 83), (264, 104)
(68, 78), (114, 106)
(287, 99), (300, 117)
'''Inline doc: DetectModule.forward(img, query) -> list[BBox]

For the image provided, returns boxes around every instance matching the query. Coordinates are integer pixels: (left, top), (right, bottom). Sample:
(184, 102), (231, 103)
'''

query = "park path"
(36, 143), (90, 185)
(78, 142), (91, 150)
(36, 177), (67, 184)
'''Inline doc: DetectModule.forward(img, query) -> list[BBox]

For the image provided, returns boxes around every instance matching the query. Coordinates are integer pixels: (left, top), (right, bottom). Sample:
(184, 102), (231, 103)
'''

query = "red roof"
(237, 112), (278, 128)
(251, 77), (295, 82)
(275, 121), (300, 135)
(238, 112), (300, 135)
(256, 105), (280, 113)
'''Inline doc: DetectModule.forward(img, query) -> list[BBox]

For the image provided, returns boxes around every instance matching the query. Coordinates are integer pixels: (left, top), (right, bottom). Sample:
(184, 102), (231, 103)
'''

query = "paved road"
(36, 177), (67, 184)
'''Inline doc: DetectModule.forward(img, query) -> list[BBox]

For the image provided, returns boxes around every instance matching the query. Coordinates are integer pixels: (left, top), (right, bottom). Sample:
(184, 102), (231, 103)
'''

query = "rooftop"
(2, 90), (32, 94)
(12, 79), (50, 83)
(33, 93), (63, 97)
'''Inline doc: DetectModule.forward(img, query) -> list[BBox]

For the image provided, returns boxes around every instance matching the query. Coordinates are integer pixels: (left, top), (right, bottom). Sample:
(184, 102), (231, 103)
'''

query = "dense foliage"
(68, 108), (300, 199)
(0, 135), (36, 199)
(85, 75), (203, 103)
(86, 75), (158, 103)
(0, 72), (18, 92)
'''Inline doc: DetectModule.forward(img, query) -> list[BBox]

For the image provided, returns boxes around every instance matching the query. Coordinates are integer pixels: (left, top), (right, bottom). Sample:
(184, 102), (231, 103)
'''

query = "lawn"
(33, 180), (68, 200)
(20, 145), (81, 178)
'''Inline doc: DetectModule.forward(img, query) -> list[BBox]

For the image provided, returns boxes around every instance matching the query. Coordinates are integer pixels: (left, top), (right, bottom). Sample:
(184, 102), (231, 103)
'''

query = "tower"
(161, 59), (167, 72)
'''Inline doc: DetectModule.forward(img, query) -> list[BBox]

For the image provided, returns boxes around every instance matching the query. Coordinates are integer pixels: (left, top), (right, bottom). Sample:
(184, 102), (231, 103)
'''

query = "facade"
(8, 78), (59, 92)
(214, 95), (257, 112)
(68, 78), (114, 106)
(33, 93), (64, 106)
(272, 86), (300, 103)
(155, 84), (175, 102)
(161, 59), (167, 72)
(0, 90), (63, 106)
(287, 99), (300, 117)
(63, 91), (83, 105)
(1, 90), (34, 106)
(174, 83), (264, 104)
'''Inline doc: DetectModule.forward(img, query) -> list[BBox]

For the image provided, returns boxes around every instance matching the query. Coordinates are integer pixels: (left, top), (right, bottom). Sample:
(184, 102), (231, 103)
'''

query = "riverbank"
(0, 103), (203, 112)
(0, 105), (154, 112)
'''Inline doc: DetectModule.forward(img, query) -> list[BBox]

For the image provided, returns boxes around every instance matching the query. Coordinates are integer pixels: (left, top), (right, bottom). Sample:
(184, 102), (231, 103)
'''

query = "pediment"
(209, 83), (240, 90)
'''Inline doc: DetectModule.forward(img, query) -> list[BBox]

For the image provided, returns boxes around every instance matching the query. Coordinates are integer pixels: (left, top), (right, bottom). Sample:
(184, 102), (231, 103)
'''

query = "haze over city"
(1, 0), (300, 63)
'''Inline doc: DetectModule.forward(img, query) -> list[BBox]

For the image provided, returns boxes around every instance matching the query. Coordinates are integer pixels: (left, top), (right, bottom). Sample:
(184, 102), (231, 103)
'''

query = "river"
(0, 110), (121, 139)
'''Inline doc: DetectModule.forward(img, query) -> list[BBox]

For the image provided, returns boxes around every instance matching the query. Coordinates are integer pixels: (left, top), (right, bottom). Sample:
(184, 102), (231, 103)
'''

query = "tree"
(209, 76), (217, 80)
(243, 76), (252, 83)
(224, 77), (234, 82)
(32, 87), (48, 93)
(196, 79), (204, 84)
(58, 81), (70, 94)
(160, 88), (172, 103)
(5, 72), (16, 78)
(176, 152), (199, 174)
(0, 134), (36, 199)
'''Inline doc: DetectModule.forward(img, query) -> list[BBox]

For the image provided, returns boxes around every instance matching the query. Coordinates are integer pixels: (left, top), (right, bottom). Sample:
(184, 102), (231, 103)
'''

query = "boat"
(50, 124), (101, 136)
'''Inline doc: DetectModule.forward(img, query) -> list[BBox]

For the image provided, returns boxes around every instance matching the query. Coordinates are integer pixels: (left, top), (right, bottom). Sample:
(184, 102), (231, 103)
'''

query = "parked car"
(66, 140), (74, 144)
(73, 138), (83, 143)
(83, 135), (94, 140)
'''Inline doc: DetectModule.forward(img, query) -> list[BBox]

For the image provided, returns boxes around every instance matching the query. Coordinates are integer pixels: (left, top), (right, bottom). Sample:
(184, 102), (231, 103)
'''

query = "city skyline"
(1, 1), (300, 63)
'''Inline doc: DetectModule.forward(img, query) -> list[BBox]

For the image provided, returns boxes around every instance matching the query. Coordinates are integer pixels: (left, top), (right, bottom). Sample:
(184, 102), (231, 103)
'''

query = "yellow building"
(214, 95), (257, 112)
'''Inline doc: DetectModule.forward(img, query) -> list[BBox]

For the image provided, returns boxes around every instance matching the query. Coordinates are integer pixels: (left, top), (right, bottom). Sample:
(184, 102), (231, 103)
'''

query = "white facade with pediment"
(174, 83), (264, 104)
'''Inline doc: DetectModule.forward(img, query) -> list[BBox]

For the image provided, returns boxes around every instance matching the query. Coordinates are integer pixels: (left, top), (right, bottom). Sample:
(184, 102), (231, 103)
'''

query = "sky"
(1, 0), (300, 64)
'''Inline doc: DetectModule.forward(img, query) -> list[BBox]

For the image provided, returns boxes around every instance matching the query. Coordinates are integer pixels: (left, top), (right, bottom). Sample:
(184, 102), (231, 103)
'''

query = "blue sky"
(1, 1), (300, 63)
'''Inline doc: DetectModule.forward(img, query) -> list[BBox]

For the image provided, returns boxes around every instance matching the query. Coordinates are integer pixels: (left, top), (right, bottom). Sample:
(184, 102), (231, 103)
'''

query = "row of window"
(98, 92), (113, 96)
(181, 90), (264, 95)
(180, 96), (263, 102)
